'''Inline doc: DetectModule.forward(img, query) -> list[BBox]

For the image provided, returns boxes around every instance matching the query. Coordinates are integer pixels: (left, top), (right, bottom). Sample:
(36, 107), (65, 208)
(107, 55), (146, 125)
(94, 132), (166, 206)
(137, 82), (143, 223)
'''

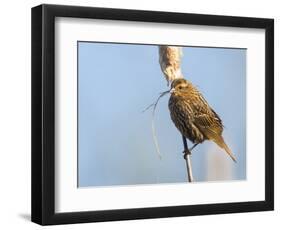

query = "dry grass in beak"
(142, 90), (170, 159)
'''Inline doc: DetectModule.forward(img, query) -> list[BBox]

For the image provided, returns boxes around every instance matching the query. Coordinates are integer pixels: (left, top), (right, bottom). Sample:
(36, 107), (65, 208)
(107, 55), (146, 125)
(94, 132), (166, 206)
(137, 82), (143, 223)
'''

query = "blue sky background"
(78, 42), (246, 187)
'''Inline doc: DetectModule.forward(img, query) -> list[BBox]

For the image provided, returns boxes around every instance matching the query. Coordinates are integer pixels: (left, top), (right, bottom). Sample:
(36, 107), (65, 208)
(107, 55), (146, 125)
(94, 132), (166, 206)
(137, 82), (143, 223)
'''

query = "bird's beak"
(170, 88), (176, 94)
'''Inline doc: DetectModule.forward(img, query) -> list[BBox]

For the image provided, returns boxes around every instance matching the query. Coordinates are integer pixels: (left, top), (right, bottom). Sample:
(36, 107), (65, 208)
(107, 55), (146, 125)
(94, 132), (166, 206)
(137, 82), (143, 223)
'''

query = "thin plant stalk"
(182, 136), (194, 182)
(158, 45), (195, 182)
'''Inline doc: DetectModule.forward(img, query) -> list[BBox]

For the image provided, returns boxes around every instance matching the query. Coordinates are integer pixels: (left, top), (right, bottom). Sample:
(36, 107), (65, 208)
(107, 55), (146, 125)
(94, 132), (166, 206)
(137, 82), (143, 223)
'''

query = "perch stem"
(182, 135), (194, 182)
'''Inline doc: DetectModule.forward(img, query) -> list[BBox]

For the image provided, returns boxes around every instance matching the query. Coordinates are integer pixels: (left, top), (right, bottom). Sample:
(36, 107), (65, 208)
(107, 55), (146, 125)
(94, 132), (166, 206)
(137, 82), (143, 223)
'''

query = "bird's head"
(170, 78), (190, 95)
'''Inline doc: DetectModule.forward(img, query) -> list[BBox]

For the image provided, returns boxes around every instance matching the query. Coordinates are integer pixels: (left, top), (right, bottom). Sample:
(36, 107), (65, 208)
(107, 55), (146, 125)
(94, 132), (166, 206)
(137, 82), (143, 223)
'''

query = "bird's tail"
(215, 136), (237, 162)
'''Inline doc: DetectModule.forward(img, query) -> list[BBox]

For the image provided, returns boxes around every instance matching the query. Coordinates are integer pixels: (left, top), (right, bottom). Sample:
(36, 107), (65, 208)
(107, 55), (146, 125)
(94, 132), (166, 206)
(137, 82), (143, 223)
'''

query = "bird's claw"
(182, 149), (191, 160)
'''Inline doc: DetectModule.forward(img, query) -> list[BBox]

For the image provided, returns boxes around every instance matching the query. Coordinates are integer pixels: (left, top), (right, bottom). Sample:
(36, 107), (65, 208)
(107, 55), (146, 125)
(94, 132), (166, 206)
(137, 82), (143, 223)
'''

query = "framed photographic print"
(31, 4), (274, 225)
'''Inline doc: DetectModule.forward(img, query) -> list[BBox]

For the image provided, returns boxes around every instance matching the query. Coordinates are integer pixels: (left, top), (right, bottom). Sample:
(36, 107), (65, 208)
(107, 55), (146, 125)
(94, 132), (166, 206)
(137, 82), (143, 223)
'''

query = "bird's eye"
(178, 86), (182, 90)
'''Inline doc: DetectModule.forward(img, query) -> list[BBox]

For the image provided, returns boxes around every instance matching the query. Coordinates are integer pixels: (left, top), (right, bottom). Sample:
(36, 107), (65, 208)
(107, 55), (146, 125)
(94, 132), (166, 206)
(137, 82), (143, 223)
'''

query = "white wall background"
(0, 0), (278, 228)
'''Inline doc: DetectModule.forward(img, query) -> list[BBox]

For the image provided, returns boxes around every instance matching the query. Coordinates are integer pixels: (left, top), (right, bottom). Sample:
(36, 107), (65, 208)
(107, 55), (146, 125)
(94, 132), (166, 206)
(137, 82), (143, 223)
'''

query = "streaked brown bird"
(168, 78), (236, 162)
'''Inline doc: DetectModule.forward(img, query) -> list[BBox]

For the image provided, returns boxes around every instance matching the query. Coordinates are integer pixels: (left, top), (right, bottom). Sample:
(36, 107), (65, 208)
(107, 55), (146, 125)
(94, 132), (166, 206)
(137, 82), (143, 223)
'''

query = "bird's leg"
(182, 136), (191, 160)
(189, 143), (199, 152)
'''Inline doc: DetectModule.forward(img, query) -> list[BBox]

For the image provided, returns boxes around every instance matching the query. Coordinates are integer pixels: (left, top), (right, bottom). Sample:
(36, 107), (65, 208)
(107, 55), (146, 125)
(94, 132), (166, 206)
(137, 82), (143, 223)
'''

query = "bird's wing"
(189, 95), (223, 138)
(194, 112), (236, 162)
(194, 113), (223, 135)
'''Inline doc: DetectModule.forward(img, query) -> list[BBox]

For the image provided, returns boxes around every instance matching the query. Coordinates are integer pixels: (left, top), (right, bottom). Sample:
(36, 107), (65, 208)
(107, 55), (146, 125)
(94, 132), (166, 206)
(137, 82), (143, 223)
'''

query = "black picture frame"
(31, 4), (274, 225)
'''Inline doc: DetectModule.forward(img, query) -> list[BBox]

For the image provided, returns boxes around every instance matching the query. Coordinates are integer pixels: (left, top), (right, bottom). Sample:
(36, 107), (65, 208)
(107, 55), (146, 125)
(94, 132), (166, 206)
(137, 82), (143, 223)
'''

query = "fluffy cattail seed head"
(159, 46), (183, 85)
